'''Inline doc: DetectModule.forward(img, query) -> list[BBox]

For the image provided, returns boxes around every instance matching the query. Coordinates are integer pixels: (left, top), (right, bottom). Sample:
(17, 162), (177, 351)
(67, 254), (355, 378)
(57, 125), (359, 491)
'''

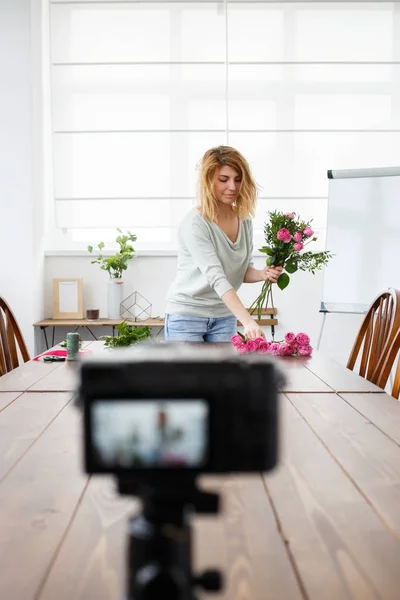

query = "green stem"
(249, 280), (273, 321)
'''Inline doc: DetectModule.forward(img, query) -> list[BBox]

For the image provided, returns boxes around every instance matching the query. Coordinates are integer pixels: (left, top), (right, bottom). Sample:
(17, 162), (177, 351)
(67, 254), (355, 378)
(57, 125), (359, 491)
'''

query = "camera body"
(79, 343), (280, 478)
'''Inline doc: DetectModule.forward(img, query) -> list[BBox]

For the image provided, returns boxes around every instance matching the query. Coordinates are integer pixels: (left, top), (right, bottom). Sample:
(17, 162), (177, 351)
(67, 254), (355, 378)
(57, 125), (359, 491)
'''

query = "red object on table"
(33, 348), (92, 361)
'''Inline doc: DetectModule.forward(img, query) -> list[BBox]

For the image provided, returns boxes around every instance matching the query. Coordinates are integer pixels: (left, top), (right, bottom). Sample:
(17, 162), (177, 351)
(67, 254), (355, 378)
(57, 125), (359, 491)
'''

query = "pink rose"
(284, 332), (296, 345)
(277, 342), (291, 356)
(277, 228), (292, 243)
(268, 342), (280, 355)
(231, 334), (243, 347)
(293, 242), (304, 252)
(278, 343), (297, 356)
(258, 340), (271, 353)
(237, 343), (249, 354)
(284, 212), (295, 219)
(254, 336), (266, 349)
(298, 345), (313, 356)
(293, 231), (303, 242)
(246, 339), (259, 353)
(286, 344), (297, 355)
(296, 332), (310, 346)
(303, 226), (314, 237)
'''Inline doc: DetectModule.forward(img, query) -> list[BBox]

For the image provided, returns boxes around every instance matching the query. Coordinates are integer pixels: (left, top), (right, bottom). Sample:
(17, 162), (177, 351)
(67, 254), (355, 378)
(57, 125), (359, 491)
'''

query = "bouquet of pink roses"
(231, 332), (313, 357)
(249, 211), (333, 320)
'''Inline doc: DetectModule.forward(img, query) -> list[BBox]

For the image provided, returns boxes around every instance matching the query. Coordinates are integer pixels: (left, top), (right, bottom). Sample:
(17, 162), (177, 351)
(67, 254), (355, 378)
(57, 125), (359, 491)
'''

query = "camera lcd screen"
(91, 399), (208, 469)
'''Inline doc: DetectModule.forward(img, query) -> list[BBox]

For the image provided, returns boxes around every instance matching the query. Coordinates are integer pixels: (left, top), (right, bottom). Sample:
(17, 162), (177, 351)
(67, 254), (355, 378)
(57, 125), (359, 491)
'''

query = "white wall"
(43, 254), (364, 365)
(0, 0), (46, 356)
(0, 0), (37, 354)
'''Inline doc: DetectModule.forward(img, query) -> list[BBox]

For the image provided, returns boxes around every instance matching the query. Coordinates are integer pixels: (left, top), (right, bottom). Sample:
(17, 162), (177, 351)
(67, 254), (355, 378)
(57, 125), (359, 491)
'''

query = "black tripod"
(118, 476), (223, 600)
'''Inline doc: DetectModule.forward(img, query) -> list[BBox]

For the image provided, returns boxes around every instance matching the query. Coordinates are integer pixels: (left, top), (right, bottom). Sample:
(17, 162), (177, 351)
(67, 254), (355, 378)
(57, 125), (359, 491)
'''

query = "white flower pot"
(107, 279), (124, 319)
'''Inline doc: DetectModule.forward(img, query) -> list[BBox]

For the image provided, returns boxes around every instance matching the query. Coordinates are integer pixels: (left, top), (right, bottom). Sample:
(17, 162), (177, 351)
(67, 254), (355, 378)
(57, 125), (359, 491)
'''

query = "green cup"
(66, 332), (80, 361)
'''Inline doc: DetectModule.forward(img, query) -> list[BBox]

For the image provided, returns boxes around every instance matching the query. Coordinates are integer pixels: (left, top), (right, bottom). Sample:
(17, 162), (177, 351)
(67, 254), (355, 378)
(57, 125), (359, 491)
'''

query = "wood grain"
(39, 474), (303, 600)
(287, 392), (400, 537)
(0, 342), (93, 393)
(0, 391), (22, 412)
(340, 392), (400, 446)
(265, 396), (400, 600)
(194, 476), (304, 600)
(27, 361), (81, 392)
(298, 353), (384, 393)
(0, 403), (88, 600)
(0, 360), (61, 392)
(0, 392), (73, 481)
(3, 346), (400, 600)
(38, 477), (139, 600)
(277, 356), (333, 393)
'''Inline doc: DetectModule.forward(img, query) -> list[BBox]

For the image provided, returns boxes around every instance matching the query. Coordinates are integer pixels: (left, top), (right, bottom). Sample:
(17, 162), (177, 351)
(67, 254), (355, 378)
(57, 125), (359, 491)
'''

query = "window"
(47, 1), (400, 253)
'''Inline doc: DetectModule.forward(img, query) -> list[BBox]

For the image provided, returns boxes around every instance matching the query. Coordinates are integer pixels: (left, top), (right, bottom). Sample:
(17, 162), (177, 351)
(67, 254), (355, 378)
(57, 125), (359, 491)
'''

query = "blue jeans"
(164, 313), (237, 343)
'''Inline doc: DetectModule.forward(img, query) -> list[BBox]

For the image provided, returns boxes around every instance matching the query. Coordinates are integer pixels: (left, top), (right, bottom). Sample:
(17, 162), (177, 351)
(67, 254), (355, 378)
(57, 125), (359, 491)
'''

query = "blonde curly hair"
(196, 146), (258, 223)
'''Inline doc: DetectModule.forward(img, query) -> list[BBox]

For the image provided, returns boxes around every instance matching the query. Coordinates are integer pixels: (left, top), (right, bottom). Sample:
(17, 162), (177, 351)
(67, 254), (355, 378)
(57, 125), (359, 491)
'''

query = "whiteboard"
(322, 167), (400, 313)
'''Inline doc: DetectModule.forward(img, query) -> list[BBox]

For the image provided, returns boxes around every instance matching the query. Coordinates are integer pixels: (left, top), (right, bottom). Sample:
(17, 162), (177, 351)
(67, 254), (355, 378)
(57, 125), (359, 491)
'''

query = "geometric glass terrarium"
(120, 291), (152, 321)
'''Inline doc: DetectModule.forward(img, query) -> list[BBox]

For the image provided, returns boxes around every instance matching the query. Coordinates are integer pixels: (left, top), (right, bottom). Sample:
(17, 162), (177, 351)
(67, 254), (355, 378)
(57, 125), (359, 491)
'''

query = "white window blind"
(49, 1), (400, 252)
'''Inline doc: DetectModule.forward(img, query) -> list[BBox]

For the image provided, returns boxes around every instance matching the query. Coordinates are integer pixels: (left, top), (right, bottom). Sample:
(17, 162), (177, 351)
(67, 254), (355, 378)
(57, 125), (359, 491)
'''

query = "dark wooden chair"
(0, 297), (30, 374)
(0, 338), (7, 377)
(376, 327), (400, 399)
(347, 288), (400, 388)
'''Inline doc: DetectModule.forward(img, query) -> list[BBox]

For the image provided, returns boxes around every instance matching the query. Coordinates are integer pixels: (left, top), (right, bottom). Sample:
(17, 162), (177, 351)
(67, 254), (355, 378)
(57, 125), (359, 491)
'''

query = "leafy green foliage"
(87, 229), (137, 278)
(277, 272), (290, 290)
(284, 260), (298, 274)
(101, 322), (151, 348)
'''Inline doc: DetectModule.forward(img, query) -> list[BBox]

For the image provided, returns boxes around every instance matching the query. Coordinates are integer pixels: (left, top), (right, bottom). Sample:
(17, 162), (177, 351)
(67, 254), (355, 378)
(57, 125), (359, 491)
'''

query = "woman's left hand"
(261, 265), (283, 283)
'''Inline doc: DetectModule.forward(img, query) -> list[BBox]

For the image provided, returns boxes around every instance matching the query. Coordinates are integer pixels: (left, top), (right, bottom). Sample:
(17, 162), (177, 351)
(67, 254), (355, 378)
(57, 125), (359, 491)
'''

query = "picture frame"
(53, 278), (83, 319)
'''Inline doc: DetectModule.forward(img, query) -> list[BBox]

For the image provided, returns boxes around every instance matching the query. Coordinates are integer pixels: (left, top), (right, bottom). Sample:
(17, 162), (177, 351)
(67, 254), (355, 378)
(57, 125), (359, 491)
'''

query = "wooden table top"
(1, 342), (399, 599)
(0, 341), (384, 394)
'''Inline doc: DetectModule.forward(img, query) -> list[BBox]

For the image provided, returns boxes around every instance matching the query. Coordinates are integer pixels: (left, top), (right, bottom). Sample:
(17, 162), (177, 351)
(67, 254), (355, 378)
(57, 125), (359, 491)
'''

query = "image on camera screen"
(91, 399), (208, 468)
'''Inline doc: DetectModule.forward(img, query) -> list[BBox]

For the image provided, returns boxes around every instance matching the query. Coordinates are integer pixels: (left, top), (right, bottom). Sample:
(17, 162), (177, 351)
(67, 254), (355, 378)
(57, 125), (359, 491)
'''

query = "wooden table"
(33, 318), (165, 349)
(1, 342), (400, 599)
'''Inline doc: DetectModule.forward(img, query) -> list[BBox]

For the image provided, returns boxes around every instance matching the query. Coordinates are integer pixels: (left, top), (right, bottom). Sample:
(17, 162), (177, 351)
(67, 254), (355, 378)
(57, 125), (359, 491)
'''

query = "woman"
(165, 145), (282, 342)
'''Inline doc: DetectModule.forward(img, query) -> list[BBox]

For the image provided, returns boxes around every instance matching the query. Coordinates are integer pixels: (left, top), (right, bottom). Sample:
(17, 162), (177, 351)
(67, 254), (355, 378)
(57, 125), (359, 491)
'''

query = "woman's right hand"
(243, 319), (265, 340)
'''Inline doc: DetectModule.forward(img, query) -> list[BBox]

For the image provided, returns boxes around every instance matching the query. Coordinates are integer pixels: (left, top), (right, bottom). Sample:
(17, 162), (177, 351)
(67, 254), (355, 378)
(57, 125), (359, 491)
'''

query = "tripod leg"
(126, 514), (195, 600)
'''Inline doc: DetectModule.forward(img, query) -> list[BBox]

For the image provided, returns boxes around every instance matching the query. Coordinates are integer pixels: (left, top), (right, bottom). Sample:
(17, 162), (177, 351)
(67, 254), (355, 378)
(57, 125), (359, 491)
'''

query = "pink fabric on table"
(33, 348), (92, 361)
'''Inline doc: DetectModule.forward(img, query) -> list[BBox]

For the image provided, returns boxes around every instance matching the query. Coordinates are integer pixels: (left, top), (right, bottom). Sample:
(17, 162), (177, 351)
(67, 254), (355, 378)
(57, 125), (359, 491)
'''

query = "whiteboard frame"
(327, 166), (400, 180)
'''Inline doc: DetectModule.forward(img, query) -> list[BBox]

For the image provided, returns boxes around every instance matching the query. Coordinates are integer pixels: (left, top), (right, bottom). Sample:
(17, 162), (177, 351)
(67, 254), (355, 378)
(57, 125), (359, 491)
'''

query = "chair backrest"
(376, 327), (400, 399)
(346, 288), (400, 387)
(240, 307), (278, 327)
(0, 338), (7, 377)
(0, 297), (30, 373)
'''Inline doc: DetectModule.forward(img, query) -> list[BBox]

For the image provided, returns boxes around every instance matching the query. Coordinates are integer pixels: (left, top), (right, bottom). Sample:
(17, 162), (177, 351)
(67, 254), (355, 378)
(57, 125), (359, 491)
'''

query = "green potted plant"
(88, 229), (137, 319)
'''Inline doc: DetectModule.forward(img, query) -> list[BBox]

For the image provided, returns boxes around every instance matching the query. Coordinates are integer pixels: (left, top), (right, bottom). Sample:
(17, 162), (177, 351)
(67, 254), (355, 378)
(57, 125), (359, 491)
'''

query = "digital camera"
(79, 343), (281, 478)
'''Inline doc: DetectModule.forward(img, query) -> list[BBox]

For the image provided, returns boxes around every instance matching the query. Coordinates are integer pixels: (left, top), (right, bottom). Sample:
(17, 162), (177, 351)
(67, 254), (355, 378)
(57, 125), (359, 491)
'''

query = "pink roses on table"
(284, 332), (296, 344)
(298, 345), (313, 356)
(231, 332), (313, 357)
(231, 334), (243, 347)
(296, 332), (310, 346)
